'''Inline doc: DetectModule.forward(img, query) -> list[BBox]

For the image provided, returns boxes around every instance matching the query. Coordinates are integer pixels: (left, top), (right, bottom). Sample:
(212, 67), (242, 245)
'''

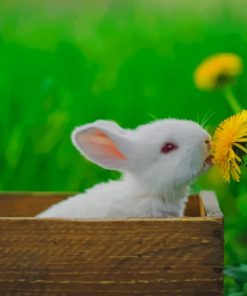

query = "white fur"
(37, 119), (211, 218)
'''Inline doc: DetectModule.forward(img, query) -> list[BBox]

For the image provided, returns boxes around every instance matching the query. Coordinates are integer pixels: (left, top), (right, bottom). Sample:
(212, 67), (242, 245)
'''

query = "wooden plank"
(199, 191), (223, 217)
(0, 218), (223, 295)
(0, 192), (73, 217)
(184, 195), (206, 217)
(0, 192), (210, 218)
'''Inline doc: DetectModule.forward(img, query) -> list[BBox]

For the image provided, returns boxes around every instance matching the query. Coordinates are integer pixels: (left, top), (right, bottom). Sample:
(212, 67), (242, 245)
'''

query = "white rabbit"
(37, 119), (212, 218)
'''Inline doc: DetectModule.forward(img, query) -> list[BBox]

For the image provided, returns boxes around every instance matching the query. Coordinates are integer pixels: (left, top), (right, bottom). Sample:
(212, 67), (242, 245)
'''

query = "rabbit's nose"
(205, 139), (212, 151)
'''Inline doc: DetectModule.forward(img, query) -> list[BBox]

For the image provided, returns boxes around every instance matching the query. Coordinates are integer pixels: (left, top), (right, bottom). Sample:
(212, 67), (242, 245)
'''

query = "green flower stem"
(223, 87), (242, 114)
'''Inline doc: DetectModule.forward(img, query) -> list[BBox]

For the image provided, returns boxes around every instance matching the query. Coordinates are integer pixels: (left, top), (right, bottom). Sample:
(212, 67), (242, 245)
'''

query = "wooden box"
(0, 191), (223, 296)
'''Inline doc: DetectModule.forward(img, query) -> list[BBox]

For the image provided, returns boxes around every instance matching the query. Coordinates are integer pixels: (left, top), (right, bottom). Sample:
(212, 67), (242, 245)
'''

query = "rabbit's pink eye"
(161, 142), (178, 154)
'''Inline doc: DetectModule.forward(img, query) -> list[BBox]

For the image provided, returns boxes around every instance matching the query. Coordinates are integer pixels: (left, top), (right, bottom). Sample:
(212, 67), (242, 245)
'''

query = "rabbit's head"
(72, 119), (212, 194)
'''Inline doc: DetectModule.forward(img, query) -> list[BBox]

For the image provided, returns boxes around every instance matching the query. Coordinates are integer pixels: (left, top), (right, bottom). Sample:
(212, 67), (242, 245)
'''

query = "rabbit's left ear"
(71, 121), (130, 170)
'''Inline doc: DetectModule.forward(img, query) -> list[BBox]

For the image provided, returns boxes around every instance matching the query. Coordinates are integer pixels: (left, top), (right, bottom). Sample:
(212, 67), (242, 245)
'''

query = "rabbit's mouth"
(203, 155), (213, 171)
(205, 155), (213, 165)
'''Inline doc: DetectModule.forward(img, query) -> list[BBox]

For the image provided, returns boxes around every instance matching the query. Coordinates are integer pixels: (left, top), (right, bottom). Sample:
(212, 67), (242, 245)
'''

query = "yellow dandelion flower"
(194, 53), (242, 91)
(212, 110), (247, 182)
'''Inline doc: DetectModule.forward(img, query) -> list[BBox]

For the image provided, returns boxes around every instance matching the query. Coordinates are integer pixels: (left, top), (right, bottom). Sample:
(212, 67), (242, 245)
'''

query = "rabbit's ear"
(71, 121), (130, 170)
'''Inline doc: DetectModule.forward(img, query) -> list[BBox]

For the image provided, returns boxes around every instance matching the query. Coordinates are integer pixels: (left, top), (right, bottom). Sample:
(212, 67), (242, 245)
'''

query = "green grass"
(1, 1), (247, 294)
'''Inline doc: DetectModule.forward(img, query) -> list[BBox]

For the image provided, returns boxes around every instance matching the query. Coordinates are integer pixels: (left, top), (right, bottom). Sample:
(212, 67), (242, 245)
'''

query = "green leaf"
(225, 265), (247, 284)
(243, 282), (247, 296)
(228, 292), (243, 296)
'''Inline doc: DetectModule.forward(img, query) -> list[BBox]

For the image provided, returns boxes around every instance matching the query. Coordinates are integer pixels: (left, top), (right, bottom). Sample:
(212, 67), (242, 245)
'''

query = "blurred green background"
(1, 0), (247, 294)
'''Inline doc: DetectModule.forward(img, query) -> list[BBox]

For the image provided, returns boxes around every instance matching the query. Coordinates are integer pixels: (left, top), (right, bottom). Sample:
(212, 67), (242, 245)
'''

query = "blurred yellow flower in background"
(212, 110), (247, 182)
(194, 53), (242, 91)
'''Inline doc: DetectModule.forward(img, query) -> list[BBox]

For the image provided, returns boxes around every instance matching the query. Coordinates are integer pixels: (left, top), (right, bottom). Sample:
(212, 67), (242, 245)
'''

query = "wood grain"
(200, 191), (223, 217)
(184, 195), (206, 217)
(0, 217), (223, 295)
(0, 192), (223, 295)
(0, 192), (73, 217)
(0, 192), (221, 218)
